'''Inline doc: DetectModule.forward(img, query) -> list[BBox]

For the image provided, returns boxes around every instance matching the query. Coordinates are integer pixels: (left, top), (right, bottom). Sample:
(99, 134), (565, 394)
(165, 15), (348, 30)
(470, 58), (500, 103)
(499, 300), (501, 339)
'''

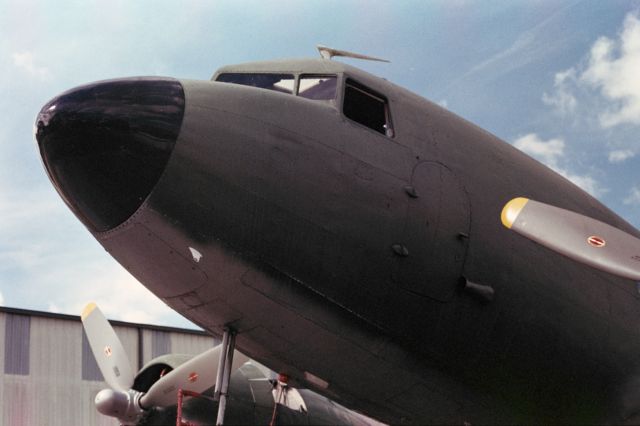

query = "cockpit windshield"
(216, 73), (295, 94)
(216, 73), (337, 101)
(215, 71), (392, 137)
(298, 76), (337, 100)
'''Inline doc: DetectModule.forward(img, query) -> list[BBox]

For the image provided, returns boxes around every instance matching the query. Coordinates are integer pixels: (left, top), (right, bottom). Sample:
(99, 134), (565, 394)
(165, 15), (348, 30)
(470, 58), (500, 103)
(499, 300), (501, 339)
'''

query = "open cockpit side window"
(216, 73), (295, 94)
(343, 79), (393, 137)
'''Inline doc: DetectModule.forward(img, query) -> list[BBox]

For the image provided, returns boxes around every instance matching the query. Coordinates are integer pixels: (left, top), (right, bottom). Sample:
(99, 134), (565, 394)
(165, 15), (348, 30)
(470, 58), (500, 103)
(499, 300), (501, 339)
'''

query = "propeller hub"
(95, 388), (144, 424)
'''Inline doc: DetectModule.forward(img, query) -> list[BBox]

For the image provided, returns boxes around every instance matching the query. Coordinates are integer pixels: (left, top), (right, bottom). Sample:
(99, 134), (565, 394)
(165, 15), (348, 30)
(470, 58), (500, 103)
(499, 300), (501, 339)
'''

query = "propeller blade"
(502, 197), (640, 281)
(81, 302), (135, 391)
(140, 346), (249, 408)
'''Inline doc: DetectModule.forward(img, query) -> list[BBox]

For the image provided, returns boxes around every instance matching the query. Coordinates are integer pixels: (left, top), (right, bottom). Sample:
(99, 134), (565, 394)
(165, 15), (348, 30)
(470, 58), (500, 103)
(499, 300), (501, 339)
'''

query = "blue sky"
(2, 0), (640, 328)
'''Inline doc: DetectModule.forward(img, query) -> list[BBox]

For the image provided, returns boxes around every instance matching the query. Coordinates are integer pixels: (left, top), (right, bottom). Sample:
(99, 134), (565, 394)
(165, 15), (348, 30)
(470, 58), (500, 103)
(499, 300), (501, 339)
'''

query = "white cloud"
(558, 171), (601, 198)
(624, 187), (640, 205)
(513, 133), (565, 168)
(55, 262), (184, 325)
(580, 12), (640, 127)
(12, 51), (52, 81)
(537, 11), (640, 188)
(542, 68), (578, 115)
(0, 290), (4, 306)
(608, 149), (635, 163)
(541, 12), (640, 129)
(513, 133), (603, 197)
(0, 182), (194, 328)
(26, 246), (194, 327)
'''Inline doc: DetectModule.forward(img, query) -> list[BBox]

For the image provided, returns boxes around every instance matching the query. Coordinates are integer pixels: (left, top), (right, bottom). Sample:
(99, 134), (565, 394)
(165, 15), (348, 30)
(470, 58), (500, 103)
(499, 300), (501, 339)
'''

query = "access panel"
(395, 161), (470, 301)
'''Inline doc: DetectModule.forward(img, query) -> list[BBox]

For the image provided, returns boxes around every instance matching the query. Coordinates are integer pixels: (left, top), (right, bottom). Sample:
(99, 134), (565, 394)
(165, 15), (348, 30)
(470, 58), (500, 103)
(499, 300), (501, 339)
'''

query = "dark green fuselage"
(38, 59), (640, 424)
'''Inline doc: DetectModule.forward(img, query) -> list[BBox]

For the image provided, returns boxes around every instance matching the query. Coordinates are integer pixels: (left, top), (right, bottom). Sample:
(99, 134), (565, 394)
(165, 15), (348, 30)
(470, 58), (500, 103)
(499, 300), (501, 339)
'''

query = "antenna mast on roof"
(316, 45), (390, 63)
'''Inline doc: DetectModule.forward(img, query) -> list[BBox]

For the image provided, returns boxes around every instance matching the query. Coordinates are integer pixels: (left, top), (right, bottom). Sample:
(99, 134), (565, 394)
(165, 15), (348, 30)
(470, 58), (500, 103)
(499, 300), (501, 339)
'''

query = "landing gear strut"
(214, 327), (236, 426)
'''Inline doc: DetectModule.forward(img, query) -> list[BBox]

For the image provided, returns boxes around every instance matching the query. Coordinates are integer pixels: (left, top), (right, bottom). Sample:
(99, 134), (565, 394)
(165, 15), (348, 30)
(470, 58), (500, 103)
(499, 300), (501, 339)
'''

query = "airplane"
(34, 45), (640, 424)
(80, 302), (383, 425)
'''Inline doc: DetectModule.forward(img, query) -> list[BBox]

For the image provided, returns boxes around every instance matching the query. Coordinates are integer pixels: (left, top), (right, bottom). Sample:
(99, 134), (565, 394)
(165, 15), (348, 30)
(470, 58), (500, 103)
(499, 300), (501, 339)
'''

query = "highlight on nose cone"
(35, 77), (185, 232)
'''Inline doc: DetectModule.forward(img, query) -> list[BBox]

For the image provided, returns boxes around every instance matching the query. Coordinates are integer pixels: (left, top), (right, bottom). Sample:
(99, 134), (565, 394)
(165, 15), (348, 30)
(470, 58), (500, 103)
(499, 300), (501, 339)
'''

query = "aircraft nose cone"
(35, 77), (185, 232)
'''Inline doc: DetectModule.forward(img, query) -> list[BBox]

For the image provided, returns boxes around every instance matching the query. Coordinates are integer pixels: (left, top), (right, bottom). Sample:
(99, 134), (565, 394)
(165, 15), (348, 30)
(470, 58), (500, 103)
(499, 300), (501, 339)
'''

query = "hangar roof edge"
(0, 305), (209, 336)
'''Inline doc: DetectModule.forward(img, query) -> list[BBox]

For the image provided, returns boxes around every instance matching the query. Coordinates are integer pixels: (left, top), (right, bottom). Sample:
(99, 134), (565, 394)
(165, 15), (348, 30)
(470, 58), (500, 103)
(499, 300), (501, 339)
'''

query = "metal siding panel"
(0, 312), (5, 410)
(142, 328), (153, 365)
(2, 378), (32, 425)
(4, 313), (30, 375)
(170, 332), (217, 355)
(0, 310), (206, 425)
(112, 324), (139, 369)
(29, 317), (86, 426)
(30, 317), (78, 379)
(9, 315), (119, 426)
(33, 381), (77, 426)
(82, 328), (104, 381)
(0, 312), (5, 373)
(80, 382), (119, 426)
(152, 330), (171, 357)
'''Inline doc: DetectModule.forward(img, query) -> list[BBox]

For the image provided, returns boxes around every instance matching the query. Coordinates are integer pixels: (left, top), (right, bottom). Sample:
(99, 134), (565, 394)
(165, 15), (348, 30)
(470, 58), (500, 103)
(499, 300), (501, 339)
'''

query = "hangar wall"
(0, 306), (217, 426)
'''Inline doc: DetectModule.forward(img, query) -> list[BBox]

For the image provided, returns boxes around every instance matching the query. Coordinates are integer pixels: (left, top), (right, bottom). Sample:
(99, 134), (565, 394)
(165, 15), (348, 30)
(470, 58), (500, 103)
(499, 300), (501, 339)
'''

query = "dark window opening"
(216, 73), (295, 94)
(298, 75), (337, 100)
(343, 79), (392, 136)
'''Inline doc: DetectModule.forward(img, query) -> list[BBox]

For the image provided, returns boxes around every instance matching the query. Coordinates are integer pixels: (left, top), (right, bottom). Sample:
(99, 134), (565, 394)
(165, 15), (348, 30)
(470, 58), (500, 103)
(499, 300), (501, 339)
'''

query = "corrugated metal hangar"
(0, 306), (216, 426)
